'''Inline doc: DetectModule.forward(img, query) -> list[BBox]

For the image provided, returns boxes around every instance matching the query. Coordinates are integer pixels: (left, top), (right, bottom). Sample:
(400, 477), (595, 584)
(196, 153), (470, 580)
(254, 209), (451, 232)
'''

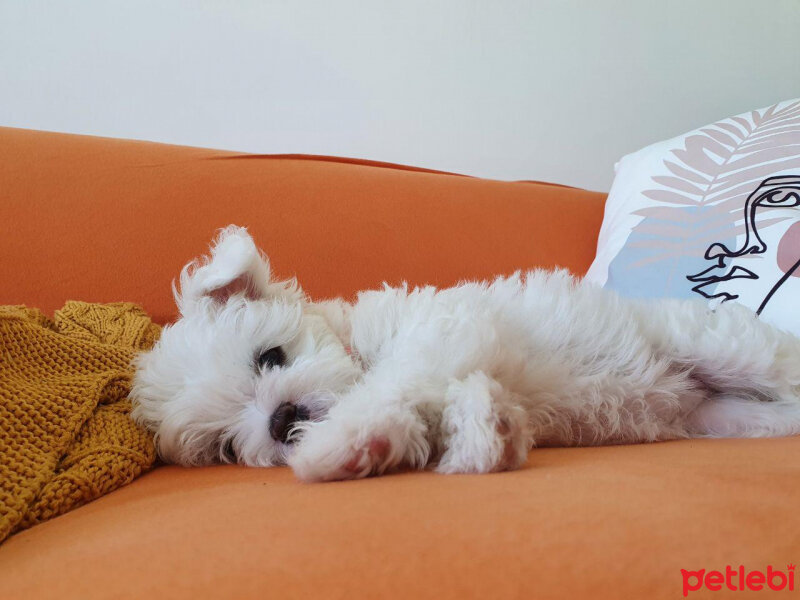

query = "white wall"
(1, 1), (798, 191)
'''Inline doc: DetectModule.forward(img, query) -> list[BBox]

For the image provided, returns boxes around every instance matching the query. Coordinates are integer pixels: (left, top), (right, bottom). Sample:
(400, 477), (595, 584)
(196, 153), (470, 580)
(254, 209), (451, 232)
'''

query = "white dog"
(131, 226), (800, 482)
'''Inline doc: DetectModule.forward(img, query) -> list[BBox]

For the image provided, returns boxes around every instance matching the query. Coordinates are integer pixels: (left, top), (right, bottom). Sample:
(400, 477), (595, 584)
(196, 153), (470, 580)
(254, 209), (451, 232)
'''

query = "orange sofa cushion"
(2, 128), (798, 600)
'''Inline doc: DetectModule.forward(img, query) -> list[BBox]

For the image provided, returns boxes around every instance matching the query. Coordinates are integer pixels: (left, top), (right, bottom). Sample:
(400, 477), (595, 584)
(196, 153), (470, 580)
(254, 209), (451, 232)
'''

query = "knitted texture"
(0, 302), (160, 542)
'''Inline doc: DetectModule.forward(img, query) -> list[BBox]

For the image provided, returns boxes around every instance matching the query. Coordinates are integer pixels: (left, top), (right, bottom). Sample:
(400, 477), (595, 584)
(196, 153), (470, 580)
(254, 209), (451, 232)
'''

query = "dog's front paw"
(435, 371), (530, 474)
(288, 425), (391, 482)
(288, 409), (429, 482)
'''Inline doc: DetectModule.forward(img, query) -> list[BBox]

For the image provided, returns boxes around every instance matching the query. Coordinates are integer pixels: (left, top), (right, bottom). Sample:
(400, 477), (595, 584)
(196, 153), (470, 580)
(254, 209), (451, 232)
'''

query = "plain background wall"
(1, 0), (798, 191)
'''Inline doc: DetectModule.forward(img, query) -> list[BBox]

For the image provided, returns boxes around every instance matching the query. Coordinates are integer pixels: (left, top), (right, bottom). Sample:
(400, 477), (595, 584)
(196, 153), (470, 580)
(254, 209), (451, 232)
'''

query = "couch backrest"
(1, 128), (606, 324)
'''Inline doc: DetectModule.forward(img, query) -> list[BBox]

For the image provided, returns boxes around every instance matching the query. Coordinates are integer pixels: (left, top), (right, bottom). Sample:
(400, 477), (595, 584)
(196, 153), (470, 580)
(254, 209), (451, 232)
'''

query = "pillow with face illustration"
(586, 98), (800, 336)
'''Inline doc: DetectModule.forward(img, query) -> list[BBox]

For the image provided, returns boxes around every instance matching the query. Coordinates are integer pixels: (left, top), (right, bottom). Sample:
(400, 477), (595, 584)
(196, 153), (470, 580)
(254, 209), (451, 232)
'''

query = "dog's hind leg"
(686, 395), (800, 438)
(642, 298), (800, 405)
(641, 298), (800, 438)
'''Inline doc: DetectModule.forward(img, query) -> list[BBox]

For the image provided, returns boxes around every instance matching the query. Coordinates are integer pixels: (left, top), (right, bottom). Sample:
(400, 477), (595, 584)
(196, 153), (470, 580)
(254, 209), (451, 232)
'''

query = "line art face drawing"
(604, 100), (800, 320)
(687, 176), (800, 315)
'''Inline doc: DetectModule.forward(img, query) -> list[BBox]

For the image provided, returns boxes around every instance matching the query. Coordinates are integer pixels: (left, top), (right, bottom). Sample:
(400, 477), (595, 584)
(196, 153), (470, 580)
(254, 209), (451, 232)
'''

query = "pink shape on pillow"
(777, 221), (800, 277)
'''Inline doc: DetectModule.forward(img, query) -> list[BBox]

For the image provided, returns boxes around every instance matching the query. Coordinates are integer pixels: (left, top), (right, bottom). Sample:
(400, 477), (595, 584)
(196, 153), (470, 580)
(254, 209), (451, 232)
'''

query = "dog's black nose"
(269, 402), (310, 444)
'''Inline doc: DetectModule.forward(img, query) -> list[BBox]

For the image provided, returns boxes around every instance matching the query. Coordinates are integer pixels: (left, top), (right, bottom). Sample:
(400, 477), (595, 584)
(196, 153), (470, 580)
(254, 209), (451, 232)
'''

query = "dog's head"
(131, 226), (359, 467)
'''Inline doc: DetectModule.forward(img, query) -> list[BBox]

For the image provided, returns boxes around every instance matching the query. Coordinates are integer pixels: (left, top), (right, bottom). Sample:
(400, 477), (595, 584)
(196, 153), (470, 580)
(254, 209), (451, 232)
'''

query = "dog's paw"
(341, 436), (392, 476)
(288, 410), (429, 482)
(436, 415), (528, 474)
(289, 430), (393, 482)
(435, 371), (530, 474)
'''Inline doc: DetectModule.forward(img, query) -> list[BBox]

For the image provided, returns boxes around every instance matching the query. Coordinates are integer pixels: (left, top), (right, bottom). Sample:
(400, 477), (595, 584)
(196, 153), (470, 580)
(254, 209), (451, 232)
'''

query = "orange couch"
(1, 127), (798, 599)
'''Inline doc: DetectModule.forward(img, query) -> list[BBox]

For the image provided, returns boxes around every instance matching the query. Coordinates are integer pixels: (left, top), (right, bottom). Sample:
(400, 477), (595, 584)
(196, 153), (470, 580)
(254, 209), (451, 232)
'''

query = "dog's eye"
(256, 346), (286, 370)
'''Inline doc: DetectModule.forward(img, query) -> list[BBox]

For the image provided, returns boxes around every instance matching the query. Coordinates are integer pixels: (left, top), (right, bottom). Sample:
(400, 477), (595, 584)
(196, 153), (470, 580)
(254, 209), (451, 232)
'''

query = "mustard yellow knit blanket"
(0, 302), (160, 542)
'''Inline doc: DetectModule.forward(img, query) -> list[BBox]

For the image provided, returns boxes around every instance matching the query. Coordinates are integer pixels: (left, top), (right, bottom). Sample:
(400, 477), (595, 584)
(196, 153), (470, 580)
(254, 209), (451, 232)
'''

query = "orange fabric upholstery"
(3, 439), (800, 600)
(2, 128), (797, 600)
(0, 127), (603, 324)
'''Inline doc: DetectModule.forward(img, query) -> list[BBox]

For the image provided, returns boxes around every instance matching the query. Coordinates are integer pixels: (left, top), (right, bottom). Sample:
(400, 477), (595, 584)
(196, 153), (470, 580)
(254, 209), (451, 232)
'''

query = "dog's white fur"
(131, 226), (800, 482)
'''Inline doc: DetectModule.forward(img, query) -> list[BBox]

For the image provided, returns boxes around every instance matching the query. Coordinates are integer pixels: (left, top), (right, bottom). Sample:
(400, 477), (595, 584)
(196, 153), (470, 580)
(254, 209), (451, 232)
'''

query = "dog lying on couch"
(131, 226), (800, 482)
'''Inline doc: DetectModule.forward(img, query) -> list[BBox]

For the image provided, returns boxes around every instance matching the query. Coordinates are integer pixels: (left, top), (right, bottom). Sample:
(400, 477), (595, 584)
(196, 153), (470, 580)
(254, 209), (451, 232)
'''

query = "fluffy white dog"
(131, 226), (800, 482)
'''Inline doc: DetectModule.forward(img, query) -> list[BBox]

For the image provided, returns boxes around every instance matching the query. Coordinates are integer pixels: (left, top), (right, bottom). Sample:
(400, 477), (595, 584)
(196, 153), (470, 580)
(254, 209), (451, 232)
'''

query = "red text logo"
(681, 565), (795, 596)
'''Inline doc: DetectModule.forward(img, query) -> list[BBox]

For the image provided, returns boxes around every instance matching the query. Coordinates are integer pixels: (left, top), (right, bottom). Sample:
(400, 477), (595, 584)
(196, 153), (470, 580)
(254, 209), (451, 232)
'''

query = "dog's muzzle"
(269, 402), (310, 444)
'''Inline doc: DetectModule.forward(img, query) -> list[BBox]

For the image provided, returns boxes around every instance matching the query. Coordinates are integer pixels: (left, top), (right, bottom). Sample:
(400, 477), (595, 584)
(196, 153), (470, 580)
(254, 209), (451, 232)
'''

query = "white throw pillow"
(587, 99), (800, 335)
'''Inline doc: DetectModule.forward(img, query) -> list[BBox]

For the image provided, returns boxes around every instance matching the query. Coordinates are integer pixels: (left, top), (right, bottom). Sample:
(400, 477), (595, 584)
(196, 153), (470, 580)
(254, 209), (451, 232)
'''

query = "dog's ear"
(176, 226), (273, 314)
